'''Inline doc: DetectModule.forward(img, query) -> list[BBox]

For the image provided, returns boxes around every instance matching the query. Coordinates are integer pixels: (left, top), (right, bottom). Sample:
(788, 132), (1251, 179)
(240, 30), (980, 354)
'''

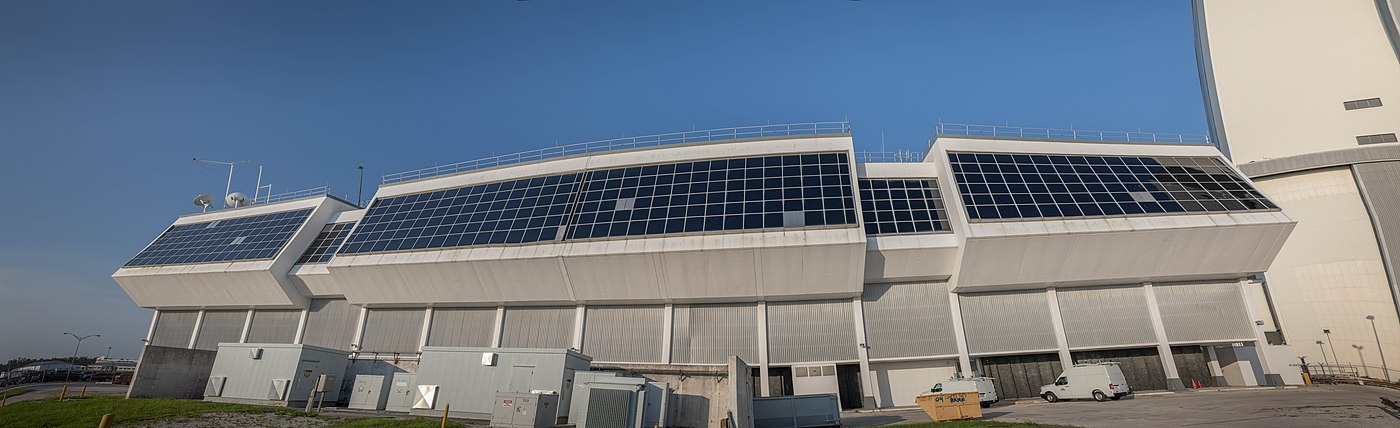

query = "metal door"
(1172, 346), (1215, 387)
(979, 353), (1063, 399)
(292, 360), (318, 401)
(509, 366), (535, 393)
(1072, 348), (1167, 391)
(350, 377), (371, 407)
(835, 364), (864, 409)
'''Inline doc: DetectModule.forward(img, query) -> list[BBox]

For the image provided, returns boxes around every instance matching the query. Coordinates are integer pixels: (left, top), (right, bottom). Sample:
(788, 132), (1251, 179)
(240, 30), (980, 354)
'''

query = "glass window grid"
(296, 222), (355, 264)
(947, 152), (1279, 221)
(338, 173), (583, 255)
(565, 152), (857, 240)
(858, 178), (952, 235)
(125, 209), (313, 267)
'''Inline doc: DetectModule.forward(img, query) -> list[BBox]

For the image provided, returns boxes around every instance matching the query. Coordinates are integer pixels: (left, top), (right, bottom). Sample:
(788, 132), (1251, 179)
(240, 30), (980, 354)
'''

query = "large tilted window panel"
(125, 209), (313, 266)
(427, 308), (497, 347)
(671, 304), (759, 364)
(1153, 283), (1254, 343)
(339, 174), (583, 254)
(947, 153), (1278, 221)
(301, 299), (360, 350)
(150, 311), (199, 347)
(194, 311), (248, 351)
(583, 306), (665, 363)
(246, 310), (300, 344)
(566, 153), (857, 239)
(359, 308), (426, 354)
(861, 282), (959, 359)
(766, 300), (858, 364)
(500, 307), (575, 349)
(296, 222), (354, 264)
(959, 291), (1059, 355)
(858, 179), (951, 235)
(1056, 286), (1157, 349)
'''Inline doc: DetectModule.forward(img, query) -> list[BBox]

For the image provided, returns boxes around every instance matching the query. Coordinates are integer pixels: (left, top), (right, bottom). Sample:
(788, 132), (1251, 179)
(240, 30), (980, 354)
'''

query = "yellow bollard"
(59, 385), (68, 401)
(3, 391), (8, 406)
(81, 385), (87, 398)
(98, 413), (115, 428)
(441, 404), (450, 428)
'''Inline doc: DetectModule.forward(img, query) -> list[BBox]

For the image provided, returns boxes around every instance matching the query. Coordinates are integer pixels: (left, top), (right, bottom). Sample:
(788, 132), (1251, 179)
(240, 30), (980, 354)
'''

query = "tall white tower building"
(1195, 0), (1400, 379)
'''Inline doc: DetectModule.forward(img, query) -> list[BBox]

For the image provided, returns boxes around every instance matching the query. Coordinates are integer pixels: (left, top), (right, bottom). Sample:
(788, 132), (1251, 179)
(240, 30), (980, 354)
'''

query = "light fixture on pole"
(1366, 315), (1390, 382)
(1323, 329), (1339, 366)
(1316, 340), (1330, 365)
(62, 332), (100, 383)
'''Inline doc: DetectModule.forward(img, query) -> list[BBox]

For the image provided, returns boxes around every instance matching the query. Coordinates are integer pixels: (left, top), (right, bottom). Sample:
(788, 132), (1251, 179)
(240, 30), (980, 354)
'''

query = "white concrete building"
(113, 122), (1300, 411)
(1195, 0), (1400, 380)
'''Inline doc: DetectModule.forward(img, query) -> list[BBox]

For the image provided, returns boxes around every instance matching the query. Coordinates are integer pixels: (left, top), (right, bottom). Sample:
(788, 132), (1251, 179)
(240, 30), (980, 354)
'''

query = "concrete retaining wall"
(126, 345), (217, 399)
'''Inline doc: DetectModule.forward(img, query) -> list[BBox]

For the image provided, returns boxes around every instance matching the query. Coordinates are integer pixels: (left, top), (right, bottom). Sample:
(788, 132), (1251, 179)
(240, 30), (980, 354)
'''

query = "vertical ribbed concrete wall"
(1056, 285), (1157, 348)
(150, 311), (198, 347)
(1154, 282), (1254, 342)
(959, 291), (1058, 354)
(766, 300), (858, 364)
(672, 303), (759, 364)
(427, 307), (496, 347)
(582, 305), (665, 363)
(861, 282), (958, 359)
(246, 310), (300, 343)
(302, 299), (359, 350)
(195, 310), (246, 350)
(500, 307), (575, 348)
(360, 308), (426, 353)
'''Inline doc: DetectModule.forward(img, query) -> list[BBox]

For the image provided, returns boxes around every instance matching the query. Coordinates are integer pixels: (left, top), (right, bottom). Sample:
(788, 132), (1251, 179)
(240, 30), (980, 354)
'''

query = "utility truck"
(930, 377), (998, 408)
(1039, 362), (1131, 403)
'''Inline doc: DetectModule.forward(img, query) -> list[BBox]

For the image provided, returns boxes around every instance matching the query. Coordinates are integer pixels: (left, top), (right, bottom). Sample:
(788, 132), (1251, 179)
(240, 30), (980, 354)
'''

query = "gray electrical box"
(491, 392), (559, 428)
(570, 372), (670, 428)
(348, 374), (393, 410)
(385, 372), (418, 413)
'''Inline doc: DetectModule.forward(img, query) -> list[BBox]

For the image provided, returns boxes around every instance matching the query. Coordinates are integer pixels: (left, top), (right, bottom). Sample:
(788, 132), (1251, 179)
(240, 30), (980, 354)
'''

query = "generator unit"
(203, 343), (350, 407)
(569, 371), (670, 428)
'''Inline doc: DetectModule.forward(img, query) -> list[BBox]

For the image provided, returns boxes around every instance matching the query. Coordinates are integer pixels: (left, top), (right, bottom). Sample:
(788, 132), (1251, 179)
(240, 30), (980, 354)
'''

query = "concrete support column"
(418, 307), (434, 352)
(948, 290), (973, 376)
(351, 306), (369, 352)
(1046, 288), (1074, 369)
(1205, 345), (1228, 386)
(187, 309), (206, 349)
(239, 309), (254, 343)
(491, 306), (506, 348)
(851, 297), (878, 408)
(145, 310), (160, 343)
(1238, 279), (1283, 386)
(756, 301), (771, 397)
(293, 308), (310, 345)
(571, 305), (587, 351)
(1143, 282), (1185, 391)
(661, 304), (674, 364)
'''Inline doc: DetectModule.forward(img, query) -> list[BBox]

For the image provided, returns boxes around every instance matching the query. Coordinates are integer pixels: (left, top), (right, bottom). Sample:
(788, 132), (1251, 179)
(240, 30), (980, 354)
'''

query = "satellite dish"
(226, 192), (248, 208)
(193, 194), (214, 211)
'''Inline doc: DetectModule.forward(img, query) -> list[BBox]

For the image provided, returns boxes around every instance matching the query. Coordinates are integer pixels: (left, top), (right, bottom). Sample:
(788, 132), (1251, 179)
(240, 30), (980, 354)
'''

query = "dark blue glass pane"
(858, 179), (951, 236)
(125, 208), (314, 266)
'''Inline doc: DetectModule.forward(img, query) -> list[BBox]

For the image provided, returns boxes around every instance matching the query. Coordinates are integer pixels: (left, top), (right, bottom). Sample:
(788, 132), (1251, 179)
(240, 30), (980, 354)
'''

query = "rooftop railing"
(855, 150), (926, 163)
(935, 122), (1211, 145)
(255, 186), (332, 205)
(382, 121), (851, 184)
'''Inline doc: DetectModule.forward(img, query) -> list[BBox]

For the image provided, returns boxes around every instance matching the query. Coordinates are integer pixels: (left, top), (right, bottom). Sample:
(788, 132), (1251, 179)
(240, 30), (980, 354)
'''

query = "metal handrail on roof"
(936, 122), (1211, 145)
(855, 150), (926, 163)
(256, 186), (331, 205)
(382, 121), (852, 184)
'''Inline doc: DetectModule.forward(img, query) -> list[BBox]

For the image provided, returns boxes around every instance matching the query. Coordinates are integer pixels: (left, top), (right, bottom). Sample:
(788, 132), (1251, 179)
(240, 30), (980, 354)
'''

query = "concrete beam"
(1143, 282), (1185, 391)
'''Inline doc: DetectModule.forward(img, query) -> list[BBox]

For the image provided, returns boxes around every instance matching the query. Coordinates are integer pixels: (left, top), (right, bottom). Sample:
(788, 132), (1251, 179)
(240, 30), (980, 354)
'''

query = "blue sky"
(0, 0), (1205, 362)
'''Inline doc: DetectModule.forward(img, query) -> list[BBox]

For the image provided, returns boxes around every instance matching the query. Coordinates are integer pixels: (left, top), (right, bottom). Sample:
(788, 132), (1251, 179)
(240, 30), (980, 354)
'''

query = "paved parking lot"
(844, 384), (1400, 427)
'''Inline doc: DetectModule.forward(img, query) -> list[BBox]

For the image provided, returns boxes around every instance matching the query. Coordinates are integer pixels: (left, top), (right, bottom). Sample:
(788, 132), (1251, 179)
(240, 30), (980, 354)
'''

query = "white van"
(930, 377), (999, 408)
(1039, 363), (1131, 402)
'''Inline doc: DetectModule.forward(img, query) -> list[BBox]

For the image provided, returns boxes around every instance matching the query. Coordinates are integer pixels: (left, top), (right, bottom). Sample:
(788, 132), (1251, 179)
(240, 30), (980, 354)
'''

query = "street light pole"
(62, 332), (100, 383)
(1366, 315), (1390, 382)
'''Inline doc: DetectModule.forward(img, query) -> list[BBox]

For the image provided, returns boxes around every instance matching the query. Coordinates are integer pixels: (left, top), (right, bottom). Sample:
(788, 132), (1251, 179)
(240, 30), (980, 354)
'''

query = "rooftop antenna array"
(226, 192), (248, 208)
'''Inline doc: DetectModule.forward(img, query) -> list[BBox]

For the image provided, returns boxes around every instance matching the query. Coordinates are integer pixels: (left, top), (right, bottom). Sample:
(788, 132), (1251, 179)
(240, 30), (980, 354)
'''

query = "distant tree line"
(2, 357), (98, 372)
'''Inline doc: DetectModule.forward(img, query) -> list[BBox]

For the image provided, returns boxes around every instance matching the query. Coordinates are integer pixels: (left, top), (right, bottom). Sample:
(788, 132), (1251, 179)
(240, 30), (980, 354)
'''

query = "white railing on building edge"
(936, 122), (1211, 145)
(382, 121), (852, 184)
(255, 186), (332, 205)
(855, 150), (926, 163)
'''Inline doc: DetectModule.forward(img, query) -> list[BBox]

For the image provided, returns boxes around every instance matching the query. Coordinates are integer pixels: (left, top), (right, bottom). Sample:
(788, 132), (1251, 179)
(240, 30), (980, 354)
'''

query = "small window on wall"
(1343, 98), (1383, 110)
(1357, 133), (1399, 145)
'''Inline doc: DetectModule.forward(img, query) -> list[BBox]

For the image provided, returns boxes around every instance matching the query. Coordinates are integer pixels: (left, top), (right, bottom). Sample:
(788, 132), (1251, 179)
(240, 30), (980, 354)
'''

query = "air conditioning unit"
(205, 376), (226, 397)
(268, 379), (290, 400)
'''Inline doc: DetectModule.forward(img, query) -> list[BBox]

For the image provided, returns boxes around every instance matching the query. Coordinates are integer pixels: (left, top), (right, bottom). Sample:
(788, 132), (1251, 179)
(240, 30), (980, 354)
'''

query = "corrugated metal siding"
(150, 310), (198, 347)
(959, 291), (1058, 354)
(1056, 285), (1157, 349)
(427, 308), (496, 347)
(500, 307), (575, 348)
(862, 282), (959, 358)
(766, 300), (858, 364)
(195, 311), (247, 350)
(672, 303), (759, 364)
(1155, 282), (1254, 342)
(360, 308), (426, 354)
(246, 310), (299, 344)
(583, 306), (665, 363)
(302, 299), (360, 350)
(1354, 161), (1400, 315)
